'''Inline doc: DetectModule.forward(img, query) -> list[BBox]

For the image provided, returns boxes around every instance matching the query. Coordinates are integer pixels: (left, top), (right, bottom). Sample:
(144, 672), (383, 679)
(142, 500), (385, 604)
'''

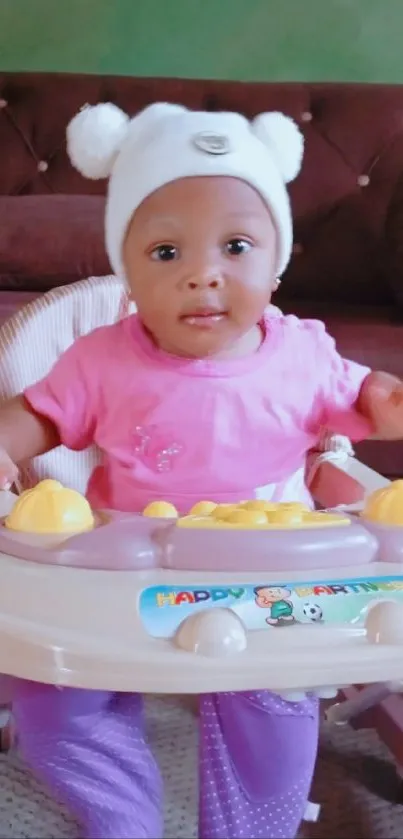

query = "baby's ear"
(252, 112), (304, 183)
(67, 103), (130, 180)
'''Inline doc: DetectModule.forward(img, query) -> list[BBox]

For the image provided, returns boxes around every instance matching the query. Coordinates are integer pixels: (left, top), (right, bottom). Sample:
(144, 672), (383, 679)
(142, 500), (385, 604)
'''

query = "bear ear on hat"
(126, 102), (187, 143)
(66, 103), (130, 180)
(135, 102), (187, 123)
(252, 111), (304, 183)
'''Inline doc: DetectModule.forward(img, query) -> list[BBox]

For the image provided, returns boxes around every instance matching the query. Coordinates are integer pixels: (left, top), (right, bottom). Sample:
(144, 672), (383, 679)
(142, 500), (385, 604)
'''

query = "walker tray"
(0, 482), (403, 699)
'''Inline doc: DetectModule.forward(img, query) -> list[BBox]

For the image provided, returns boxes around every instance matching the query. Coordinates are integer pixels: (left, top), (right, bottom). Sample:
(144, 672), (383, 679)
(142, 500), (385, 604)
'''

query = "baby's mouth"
(180, 308), (228, 327)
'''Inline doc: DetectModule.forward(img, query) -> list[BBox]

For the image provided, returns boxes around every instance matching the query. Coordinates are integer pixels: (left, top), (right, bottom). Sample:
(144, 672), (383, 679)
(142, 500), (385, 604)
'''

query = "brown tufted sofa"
(0, 72), (402, 478)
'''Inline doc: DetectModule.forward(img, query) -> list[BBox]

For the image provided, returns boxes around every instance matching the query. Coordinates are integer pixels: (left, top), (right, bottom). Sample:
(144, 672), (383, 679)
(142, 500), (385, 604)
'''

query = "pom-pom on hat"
(67, 101), (304, 279)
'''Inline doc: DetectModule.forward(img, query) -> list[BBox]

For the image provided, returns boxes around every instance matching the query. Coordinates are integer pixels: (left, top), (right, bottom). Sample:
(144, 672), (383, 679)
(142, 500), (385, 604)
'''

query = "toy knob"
(362, 480), (403, 526)
(142, 501), (178, 519)
(365, 600), (403, 644)
(4, 480), (94, 534)
(174, 608), (247, 657)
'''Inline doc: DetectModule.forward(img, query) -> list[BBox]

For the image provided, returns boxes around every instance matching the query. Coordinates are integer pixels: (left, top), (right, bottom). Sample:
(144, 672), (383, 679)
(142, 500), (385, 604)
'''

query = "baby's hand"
(359, 372), (403, 440)
(0, 448), (18, 491)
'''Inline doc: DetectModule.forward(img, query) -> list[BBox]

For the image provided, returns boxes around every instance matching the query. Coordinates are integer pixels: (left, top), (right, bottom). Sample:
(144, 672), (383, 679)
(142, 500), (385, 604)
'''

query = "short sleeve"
(308, 322), (372, 441)
(24, 336), (97, 451)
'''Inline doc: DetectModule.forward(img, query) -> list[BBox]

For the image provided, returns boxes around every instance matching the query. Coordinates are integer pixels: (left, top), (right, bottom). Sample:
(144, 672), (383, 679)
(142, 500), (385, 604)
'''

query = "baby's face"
(123, 176), (278, 359)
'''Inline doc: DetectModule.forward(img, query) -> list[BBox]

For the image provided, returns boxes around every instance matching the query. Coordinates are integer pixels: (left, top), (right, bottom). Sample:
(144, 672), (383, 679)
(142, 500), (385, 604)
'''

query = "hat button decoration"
(192, 131), (232, 155)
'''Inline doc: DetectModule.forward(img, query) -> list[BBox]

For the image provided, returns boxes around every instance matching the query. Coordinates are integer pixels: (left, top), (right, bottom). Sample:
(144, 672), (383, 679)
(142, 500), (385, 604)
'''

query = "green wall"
(1, 0), (403, 83)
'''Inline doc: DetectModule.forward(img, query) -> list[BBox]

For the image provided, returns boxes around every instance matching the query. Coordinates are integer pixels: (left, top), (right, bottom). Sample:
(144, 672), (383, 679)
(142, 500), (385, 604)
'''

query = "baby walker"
(0, 478), (402, 702)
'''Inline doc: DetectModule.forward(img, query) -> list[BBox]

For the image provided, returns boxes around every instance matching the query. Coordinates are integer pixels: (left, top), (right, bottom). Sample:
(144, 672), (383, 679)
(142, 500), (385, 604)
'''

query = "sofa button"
(301, 111), (313, 122)
(293, 243), (303, 255)
(0, 98), (7, 109)
(37, 160), (49, 173)
(357, 174), (370, 187)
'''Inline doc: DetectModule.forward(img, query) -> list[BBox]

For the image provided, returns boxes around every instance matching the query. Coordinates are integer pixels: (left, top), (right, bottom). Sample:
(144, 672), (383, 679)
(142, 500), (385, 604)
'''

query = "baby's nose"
(186, 271), (224, 291)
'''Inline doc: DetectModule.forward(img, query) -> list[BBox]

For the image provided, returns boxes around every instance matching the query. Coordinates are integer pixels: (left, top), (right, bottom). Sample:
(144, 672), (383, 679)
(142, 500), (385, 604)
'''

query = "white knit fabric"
(67, 103), (304, 279)
(0, 275), (135, 494)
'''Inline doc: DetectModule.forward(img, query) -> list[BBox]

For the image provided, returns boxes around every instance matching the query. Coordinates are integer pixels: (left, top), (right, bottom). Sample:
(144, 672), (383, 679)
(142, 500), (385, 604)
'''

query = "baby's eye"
(150, 244), (179, 262)
(225, 238), (252, 256)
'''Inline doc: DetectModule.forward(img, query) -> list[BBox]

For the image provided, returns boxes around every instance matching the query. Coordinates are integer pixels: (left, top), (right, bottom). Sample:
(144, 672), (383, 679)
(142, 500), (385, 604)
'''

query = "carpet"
(0, 696), (401, 838)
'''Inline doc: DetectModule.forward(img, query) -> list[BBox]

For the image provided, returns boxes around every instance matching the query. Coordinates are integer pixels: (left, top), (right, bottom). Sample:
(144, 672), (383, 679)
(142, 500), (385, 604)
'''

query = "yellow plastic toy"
(4, 479), (94, 534)
(142, 501), (178, 519)
(362, 480), (403, 526)
(175, 500), (351, 529)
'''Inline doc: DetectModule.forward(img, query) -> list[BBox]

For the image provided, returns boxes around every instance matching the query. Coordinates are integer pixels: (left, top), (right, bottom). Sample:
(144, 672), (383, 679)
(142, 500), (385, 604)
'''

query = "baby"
(0, 102), (403, 839)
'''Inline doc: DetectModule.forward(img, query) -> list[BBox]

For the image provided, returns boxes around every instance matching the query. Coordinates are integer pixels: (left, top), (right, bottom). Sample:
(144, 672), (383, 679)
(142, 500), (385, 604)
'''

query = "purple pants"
(13, 682), (318, 839)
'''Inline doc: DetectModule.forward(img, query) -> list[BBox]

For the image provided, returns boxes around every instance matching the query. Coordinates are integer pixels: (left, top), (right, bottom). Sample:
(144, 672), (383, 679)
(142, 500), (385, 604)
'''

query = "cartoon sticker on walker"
(302, 602), (323, 622)
(254, 586), (295, 626)
(139, 575), (403, 639)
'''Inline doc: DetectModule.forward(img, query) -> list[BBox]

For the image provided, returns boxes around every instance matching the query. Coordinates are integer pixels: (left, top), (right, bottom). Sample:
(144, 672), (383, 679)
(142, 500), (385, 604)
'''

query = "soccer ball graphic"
(303, 602), (323, 622)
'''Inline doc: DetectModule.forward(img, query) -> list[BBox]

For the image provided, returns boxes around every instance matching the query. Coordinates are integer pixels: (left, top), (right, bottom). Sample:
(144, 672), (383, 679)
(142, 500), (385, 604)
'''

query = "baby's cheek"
(234, 287), (270, 323)
(390, 387), (403, 408)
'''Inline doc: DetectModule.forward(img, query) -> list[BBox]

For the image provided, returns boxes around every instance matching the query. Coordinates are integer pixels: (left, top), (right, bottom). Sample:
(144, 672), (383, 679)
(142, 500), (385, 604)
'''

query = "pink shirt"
(24, 313), (371, 514)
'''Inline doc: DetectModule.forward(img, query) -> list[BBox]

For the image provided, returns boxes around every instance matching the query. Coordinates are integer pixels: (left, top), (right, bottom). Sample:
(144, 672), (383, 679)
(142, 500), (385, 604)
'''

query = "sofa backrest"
(1, 73), (403, 311)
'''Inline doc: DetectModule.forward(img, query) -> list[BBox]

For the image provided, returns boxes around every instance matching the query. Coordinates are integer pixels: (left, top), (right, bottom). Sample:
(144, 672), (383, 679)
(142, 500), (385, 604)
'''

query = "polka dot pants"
(12, 683), (319, 839)
(13, 684), (163, 839)
(199, 691), (319, 838)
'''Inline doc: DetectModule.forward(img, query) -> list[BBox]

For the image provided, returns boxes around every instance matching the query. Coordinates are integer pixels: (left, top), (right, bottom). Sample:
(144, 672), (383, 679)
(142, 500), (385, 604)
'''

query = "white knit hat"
(67, 102), (304, 279)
